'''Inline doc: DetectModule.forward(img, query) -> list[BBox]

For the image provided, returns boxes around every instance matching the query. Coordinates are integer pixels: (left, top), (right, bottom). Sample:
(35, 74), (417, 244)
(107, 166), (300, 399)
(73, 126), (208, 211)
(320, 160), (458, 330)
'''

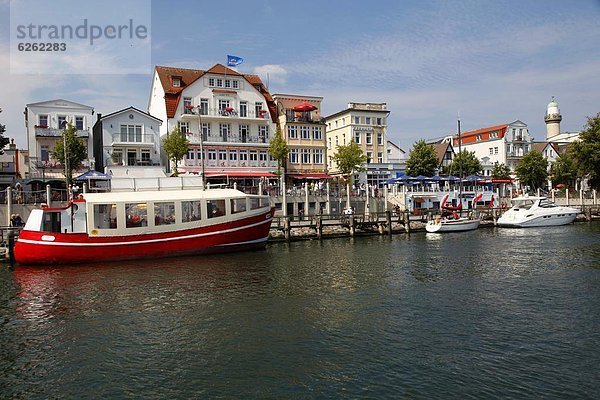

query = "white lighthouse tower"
(545, 96), (562, 140)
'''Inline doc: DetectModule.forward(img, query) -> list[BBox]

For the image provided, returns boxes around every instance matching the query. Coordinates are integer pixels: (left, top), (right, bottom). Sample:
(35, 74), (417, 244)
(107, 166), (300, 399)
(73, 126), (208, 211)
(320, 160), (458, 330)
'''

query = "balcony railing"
(186, 132), (269, 144)
(285, 116), (326, 124)
(35, 127), (89, 137)
(111, 133), (155, 144)
(180, 108), (270, 120)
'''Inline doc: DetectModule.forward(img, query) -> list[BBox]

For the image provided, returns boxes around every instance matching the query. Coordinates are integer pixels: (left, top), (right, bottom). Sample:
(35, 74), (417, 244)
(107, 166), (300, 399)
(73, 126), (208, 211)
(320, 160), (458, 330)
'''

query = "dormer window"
(172, 76), (182, 87)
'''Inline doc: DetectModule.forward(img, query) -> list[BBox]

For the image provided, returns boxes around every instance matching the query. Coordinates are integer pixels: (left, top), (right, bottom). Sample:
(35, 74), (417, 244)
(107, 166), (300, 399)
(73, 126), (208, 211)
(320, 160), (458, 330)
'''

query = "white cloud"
(253, 64), (288, 87)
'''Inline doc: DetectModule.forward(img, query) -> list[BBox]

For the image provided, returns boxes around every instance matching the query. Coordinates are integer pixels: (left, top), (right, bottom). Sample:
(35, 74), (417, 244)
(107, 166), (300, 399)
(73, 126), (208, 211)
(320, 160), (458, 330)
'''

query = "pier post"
(284, 217), (291, 242)
(386, 210), (392, 236)
(8, 230), (15, 269)
(46, 185), (52, 206)
(6, 187), (12, 227)
(404, 211), (411, 233)
(349, 215), (355, 237)
(282, 180), (287, 217)
(326, 181), (331, 214)
(316, 216), (322, 240)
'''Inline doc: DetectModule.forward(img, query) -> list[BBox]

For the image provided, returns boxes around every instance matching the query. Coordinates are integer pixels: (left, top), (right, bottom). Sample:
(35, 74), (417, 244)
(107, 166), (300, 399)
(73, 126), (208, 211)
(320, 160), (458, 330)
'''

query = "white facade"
(148, 65), (278, 176)
(94, 107), (162, 169)
(25, 99), (94, 179)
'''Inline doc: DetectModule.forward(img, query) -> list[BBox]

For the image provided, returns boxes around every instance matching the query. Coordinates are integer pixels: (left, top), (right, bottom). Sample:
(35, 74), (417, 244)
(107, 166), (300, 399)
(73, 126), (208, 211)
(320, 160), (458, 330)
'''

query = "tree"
(52, 122), (88, 187)
(491, 162), (512, 179)
(448, 150), (482, 177)
(0, 108), (11, 154)
(570, 112), (600, 190)
(550, 151), (577, 187)
(162, 126), (190, 176)
(406, 140), (438, 177)
(515, 150), (548, 191)
(332, 141), (367, 208)
(268, 126), (289, 177)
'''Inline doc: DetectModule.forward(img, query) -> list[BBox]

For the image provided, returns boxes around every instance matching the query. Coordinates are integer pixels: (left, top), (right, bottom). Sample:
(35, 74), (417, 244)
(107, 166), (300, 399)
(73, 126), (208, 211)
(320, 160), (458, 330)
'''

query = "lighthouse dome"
(546, 97), (560, 116)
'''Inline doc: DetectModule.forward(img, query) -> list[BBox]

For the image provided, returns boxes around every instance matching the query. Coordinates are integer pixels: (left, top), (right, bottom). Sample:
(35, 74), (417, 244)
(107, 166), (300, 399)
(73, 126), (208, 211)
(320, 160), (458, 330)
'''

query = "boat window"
(93, 204), (117, 229)
(182, 200), (202, 222)
(539, 199), (557, 208)
(250, 197), (261, 210)
(126, 203), (148, 228)
(207, 199), (226, 218)
(154, 202), (175, 225)
(260, 196), (271, 208)
(42, 211), (61, 233)
(230, 198), (246, 214)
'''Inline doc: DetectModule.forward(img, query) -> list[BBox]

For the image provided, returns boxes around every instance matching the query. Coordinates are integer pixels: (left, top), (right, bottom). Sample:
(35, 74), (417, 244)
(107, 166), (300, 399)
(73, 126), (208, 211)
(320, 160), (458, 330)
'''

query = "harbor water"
(1, 224), (599, 399)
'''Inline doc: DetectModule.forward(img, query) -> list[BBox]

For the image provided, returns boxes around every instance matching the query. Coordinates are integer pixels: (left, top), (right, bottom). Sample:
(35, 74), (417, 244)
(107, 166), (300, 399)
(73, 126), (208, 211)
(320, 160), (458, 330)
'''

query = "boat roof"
(510, 195), (546, 201)
(81, 188), (252, 204)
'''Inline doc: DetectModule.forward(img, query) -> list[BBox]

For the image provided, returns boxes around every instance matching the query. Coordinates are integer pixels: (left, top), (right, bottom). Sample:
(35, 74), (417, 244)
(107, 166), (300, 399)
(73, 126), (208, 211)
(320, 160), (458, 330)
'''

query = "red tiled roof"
(452, 123), (509, 146)
(154, 64), (277, 121)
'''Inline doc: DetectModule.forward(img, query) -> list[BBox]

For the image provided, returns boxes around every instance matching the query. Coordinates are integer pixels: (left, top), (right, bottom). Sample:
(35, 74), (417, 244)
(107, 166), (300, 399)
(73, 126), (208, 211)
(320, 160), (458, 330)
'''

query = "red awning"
(288, 173), (333, 179)
(293, 102), (317, 112)
(205, 171), (276, 178)
(491, 178), (512, 183)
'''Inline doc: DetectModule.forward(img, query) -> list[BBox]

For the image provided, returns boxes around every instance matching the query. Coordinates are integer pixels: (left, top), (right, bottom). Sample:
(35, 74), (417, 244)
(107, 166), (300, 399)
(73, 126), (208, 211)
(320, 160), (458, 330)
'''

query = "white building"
(453, 120), (533, 175)
(92, 106), (162, 170)
(24, 99), (94, 181)
(148, 64), (278, 180)
(545, 97), (562, 140)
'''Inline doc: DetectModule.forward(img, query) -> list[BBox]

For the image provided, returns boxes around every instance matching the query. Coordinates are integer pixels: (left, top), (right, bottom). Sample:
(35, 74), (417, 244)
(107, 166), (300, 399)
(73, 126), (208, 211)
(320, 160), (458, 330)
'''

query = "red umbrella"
(293, 102), (317, 112)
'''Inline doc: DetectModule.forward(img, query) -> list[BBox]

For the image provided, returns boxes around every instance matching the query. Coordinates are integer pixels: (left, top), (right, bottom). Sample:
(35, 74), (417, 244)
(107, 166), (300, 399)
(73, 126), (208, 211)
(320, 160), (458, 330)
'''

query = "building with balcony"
(0, 140), (28, 189)
(272, 94), (328, 182)
(92, 106), (162, 171)
(24, 99), (95, 183)
(325, 102), (390, 183)
(148, 64), (278, 181)
(452, 120), (533, 175)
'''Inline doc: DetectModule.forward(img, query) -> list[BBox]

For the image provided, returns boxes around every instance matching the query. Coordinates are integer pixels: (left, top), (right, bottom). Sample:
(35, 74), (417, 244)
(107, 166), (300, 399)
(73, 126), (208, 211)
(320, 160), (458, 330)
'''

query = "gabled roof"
(100, 106), (162, 122)
(386, 140), (405, 153)
(454, 123), (509, 145)
(154, 64), (276, 120)
(532, 141), (560, 155)
(26, 98), (94, 110)
(431, 142), (454, 165)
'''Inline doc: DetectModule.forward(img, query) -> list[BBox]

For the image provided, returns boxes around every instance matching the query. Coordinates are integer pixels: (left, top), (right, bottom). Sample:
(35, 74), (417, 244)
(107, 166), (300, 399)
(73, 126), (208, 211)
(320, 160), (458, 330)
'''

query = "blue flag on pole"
(227, 55), (243, 67)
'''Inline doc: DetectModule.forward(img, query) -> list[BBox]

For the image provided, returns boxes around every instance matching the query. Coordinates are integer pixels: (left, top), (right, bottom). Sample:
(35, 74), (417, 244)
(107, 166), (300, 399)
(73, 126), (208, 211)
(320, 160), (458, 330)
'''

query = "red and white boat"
(14, 188), (274, 265)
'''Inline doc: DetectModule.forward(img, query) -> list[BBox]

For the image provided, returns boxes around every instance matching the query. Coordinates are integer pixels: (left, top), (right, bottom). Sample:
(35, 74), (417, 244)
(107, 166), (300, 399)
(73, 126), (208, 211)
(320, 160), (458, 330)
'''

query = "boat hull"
(497, 211), (577, 228)
(14, 208), (275, 265)
(426, 218), (480, 233)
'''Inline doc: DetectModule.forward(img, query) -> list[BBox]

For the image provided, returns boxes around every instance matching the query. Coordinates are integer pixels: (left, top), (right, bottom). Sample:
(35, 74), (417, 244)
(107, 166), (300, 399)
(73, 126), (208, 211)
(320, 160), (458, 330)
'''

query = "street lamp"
(193, 105), (206, 189)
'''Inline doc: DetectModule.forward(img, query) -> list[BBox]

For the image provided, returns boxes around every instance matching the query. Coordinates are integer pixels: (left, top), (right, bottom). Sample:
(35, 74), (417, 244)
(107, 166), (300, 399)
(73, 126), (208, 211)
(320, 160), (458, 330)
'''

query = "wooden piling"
(404, 211), (411, 233)
(284, 217), (291, 242)
(316, 216), (323, 240)
(386, 210), (392, 236)
(349, 215), (355, 237)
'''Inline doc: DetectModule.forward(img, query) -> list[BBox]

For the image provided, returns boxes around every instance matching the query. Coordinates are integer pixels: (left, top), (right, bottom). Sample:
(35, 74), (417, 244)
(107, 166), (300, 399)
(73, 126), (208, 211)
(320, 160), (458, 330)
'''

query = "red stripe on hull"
(15, 208), (274, 265)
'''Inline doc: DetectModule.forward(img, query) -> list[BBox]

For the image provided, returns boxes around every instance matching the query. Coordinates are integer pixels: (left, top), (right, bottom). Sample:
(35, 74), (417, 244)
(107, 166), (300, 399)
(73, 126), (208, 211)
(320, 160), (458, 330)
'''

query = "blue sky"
(1, 0), (599, 151)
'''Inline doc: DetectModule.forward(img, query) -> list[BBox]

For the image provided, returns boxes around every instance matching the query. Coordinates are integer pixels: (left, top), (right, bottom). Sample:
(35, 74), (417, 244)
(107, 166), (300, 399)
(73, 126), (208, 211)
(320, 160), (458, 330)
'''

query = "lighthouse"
(545, 96), (562, 140)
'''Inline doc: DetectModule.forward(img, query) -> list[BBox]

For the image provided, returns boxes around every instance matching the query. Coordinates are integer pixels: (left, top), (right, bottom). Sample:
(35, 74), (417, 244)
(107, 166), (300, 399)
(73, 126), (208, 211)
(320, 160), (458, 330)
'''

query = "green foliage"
(570, 112), (600, 190)
(550, 151), (577, 186)
(52, 123), (88, 184)
(162, 126), (190, 176)
(268, 126), (289, 176)
(515, 150), (548, 190)
(406, 140), (438, 177)
(491, 162), (512, 179)
(448, 150), (482, 177)
(332, 141), (367, 177)
(0, 108), (10, 154)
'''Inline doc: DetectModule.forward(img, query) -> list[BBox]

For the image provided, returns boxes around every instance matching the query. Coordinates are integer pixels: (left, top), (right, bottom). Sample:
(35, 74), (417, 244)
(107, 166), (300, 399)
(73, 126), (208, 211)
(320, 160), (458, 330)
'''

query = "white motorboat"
(497, 195), (579, 228)
(426, 215), (480, 233)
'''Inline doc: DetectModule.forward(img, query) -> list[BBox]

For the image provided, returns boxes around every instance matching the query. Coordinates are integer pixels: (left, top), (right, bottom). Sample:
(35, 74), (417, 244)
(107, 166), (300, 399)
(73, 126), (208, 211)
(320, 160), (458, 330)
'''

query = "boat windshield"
(512, 199), (535, 210)
(538, 199), (557, 208)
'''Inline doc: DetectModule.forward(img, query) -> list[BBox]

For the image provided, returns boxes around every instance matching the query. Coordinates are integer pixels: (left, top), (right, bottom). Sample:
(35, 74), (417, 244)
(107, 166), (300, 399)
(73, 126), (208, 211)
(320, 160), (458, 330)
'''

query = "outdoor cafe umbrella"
(293, 102), (317, 112)
(74, 170), (111, 191)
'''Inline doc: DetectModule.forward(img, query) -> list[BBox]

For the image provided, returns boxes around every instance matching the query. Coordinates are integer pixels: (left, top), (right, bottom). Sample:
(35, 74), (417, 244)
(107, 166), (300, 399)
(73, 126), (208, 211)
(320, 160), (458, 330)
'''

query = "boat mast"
(457, 114), (463, 205)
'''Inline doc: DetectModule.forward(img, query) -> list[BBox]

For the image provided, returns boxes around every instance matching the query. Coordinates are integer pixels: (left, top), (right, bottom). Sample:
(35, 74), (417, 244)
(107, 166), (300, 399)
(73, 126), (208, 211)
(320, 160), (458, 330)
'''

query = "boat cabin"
(23, 189), (272, 236)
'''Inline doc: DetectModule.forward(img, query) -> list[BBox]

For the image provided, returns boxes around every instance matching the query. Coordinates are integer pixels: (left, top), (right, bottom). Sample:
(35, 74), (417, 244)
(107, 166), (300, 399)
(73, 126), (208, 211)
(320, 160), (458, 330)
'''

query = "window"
(121, 125), (143, 142)
(259, 151), (268, 162)
(354, 131), (361, 144)
(366, 132), (372, 145)
(354, 116), (360, 124)
(489, 148), (494, 155)
(207, 199), (226, 218)
(378, 152), (383, 163)
(218, 99), (230, 113)
(208, 151), (216, 161)
(229, 150), (238, 161)
(313, 126), (322, 140)
(208, 78), (215, 87)
(93, 204), (117, 229)
(154, 202), (175, 225)
(220, 123), (230, 141)
(219, 151), (227, 161)
(289, 148), (299, 164)
(196, 150), (204, 160)
(239, 151), (248, 162)
(183, 97), (193, 114)
(178, 122), (190, 134)
(249, 150), (258, 161)
(216, 79), (223, 87)
(201, 122), (211, 138)
(200, 99), (208, 115)
(239, 124), (249, 142)
(288, 126), (298, 139)
(41, 145), (50, 162)
(232, 80), (239, 89)
(141, 150), (151, 164)
(366, 152), (372, 163)
(126, 203), (148, 228)
(224, 79), (231, 88)
(75, 116), (84, 130)
(230, 198), (246, 214)
(182, 201), (202, 222)
(365, 117), (371, 125)
(239, 101), (248, 117)
(259, 125), (268, 143)
(186, 149), (195, 160)
(494, 147), (498, 155)
(377, 132), (383, 145)
(301, 149), (311, 164)
(255, 102), (263, 118)
(376, 117), (383, 125)
(58, 115), (67, 129)
(313, 149), (323, 164)
(300, 126), (310, 139)
(172, 77), (181, 87)
(111, 149), (123, 165)
(38, 114), (48, 127)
